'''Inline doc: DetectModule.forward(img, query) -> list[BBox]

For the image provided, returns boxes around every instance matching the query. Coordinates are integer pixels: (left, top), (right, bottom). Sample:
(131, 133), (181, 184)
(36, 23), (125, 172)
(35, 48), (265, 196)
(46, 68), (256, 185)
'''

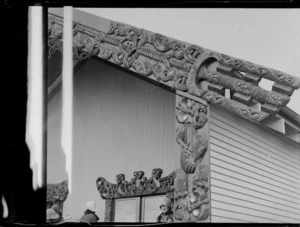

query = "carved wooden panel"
(174, 95), (210, 223)
(96, 169), (174, 199)
(97, 170), (174, 222)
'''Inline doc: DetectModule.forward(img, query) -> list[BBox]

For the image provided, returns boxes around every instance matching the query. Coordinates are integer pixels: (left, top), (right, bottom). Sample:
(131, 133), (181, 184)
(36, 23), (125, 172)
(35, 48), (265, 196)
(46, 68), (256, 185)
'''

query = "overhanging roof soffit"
(48, 9), (300, 125)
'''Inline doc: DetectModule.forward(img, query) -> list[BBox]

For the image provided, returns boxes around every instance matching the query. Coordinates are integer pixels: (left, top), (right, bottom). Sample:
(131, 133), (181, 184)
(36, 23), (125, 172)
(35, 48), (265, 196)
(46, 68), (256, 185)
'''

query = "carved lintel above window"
(96, 169), (174, 200)
(48, 11), (300, 124)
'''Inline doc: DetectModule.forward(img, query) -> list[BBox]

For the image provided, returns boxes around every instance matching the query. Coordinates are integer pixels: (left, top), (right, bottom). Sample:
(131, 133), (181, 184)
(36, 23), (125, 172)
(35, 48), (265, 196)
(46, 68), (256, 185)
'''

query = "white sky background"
(77, 8), (300, 115)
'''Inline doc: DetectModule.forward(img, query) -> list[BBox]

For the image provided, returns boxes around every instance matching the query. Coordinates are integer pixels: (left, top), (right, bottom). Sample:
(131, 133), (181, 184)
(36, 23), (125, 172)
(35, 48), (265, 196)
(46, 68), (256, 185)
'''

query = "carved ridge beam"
(48, 11), (300, 123)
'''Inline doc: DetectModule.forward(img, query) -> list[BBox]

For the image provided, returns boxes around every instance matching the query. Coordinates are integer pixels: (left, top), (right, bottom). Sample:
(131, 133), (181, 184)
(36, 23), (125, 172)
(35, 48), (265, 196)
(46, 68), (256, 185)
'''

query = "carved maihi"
(48, 12), (300, 124)
(47, 180), (69, 202)
(96, 169), (175, 199)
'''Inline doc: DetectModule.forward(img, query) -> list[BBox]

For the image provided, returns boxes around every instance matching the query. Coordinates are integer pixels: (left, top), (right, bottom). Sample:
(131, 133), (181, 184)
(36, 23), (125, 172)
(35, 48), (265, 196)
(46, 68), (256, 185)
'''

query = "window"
(114, 195), (167, 223)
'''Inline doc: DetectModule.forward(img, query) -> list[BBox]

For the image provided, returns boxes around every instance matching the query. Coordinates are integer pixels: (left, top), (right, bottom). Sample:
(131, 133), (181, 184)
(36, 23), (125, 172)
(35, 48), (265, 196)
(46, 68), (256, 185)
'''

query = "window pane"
(114, 198), (139, 222)
(143, 195), (167, 223)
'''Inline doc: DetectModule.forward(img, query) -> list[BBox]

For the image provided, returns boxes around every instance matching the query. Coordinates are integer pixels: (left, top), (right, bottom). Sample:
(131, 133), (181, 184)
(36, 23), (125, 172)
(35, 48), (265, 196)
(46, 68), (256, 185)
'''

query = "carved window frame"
(47, 8), (300, 223)
(96, 169), (175, 222)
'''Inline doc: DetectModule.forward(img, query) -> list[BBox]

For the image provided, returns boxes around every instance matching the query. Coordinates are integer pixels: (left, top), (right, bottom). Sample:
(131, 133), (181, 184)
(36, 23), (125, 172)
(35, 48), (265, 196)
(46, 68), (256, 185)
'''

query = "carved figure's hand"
(185, 162), (196, 173)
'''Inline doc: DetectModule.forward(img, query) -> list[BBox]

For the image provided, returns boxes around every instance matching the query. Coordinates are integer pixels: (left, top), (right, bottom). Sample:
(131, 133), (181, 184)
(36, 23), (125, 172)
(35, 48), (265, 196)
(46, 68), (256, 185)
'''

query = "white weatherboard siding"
(210, 105), (300, 223)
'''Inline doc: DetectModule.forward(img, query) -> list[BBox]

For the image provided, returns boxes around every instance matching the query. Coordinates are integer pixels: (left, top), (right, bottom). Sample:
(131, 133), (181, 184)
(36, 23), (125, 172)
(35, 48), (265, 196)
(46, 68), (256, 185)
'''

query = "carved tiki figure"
(116, 174), (130, 196)
(176, 127), (208, 174)
(131, 171), (145, 194)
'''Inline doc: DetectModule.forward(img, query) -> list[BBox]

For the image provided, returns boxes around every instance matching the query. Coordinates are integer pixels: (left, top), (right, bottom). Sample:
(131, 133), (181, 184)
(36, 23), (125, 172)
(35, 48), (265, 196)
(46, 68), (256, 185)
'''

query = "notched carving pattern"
(48, 13), (300, 122)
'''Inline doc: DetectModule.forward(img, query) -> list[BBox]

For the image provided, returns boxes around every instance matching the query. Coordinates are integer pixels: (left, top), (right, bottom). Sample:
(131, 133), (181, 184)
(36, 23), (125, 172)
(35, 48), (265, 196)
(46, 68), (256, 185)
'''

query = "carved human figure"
(176, 127), (208, 174)
(131, 171), (145, 194)
(151, 168), (163, 188)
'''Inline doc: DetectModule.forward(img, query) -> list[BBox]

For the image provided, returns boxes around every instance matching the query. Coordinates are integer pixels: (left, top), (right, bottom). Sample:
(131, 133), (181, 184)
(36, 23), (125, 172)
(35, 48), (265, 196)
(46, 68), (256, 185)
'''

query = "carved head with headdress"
(116, 174), (125, 185)
(152, 168), (163, 179)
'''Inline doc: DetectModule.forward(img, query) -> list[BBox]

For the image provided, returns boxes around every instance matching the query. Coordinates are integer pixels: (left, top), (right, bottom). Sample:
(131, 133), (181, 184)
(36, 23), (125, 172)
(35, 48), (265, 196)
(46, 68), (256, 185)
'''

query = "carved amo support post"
(174, 95), (210, 223)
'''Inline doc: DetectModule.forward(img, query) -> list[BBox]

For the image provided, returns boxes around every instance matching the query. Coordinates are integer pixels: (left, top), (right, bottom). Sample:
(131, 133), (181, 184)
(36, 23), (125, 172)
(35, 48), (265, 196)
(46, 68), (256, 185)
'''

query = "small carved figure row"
(96, 169), (174, 199)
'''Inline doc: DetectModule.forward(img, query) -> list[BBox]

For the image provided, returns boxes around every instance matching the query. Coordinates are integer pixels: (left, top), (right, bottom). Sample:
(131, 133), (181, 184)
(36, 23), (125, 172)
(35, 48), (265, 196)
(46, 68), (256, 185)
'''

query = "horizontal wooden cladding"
(212, 184), (300, 217)
(210, 143), (300, 190)
(211, 200), (296, 223)
(211, 119), (300, 173)
(211, 178), (300, 210)
(212, 208), (268, 223)
(210, 105), (300, 223)
(211, 164), (300, 209)
(211, 194), (300, 222)
(211, 106), (300, 162)
(211, 213), (251, 223)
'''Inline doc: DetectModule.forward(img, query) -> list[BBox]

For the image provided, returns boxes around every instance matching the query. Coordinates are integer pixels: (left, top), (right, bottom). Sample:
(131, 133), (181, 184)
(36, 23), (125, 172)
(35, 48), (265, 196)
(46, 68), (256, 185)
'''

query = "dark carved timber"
(47, 180), (69, 203)
(174, 95), (210, 223)
(48, 10), (299, 223)
(96, 169), (174, 199)
(48, 11), (300, 124)
(104, 199), (114, 222)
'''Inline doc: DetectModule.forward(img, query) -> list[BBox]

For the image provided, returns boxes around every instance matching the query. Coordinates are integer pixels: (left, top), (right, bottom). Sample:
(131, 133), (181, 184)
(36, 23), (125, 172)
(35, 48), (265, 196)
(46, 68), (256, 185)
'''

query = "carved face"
(174, 197), (190, 221)
(195, 164), (209, 182)
(152, 168), (163, 179)
(194, 103), (207, 115)
(134, 171), (144, 179)
(192, 114), (208, 129)
(116, 174), (125, 184)
(122, 40), (134, 52)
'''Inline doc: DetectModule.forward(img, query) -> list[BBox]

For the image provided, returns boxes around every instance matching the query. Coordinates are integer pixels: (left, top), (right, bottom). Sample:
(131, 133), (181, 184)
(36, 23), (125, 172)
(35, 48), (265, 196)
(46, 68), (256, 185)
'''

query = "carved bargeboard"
(48, 11), (300, 124)
(96, 169), (175, 222)
(174, 96), (210, 222)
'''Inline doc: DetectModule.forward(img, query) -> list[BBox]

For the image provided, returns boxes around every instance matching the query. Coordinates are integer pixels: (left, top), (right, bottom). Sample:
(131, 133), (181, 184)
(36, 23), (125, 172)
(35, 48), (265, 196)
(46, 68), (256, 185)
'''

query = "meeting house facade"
(47, 8), (300, 223)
